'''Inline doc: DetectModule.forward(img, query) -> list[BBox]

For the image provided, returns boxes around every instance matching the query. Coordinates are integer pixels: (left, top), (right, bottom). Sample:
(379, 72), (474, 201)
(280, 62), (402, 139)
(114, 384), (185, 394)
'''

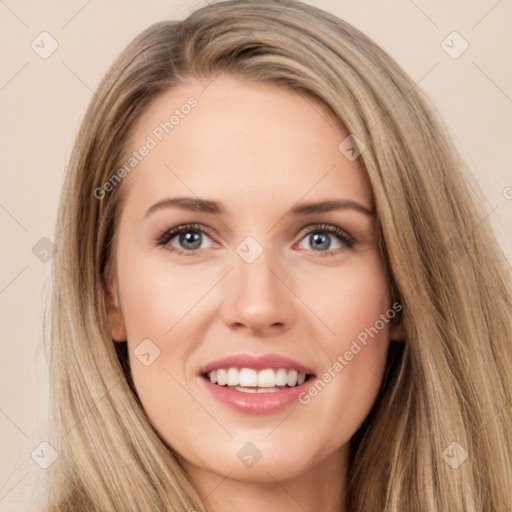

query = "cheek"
(307, 252), (391, 346)
(299, 255), (393, 437)
(116, 251), (215, 419)
(336, 261), (392, 369)
(329, 274), (391, 358)
(118, 250), (210, 339)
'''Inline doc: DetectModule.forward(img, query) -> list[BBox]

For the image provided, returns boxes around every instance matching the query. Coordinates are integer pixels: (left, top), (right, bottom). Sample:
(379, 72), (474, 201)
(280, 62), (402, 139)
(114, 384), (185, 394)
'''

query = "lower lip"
(198, 375), (315, 414)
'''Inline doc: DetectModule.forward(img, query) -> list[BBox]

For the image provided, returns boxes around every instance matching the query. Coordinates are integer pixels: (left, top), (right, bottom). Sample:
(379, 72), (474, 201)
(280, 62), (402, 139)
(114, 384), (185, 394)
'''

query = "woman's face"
(107, 76), (402, 485)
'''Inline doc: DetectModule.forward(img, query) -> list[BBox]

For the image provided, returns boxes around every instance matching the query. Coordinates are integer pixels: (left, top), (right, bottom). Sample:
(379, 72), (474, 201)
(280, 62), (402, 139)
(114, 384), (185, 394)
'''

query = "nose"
(220, 244), (295, 335)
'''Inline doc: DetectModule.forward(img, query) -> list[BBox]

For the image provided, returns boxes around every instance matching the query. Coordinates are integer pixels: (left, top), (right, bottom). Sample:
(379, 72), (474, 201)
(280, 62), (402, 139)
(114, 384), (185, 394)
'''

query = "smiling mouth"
(201, 367), (316, 393)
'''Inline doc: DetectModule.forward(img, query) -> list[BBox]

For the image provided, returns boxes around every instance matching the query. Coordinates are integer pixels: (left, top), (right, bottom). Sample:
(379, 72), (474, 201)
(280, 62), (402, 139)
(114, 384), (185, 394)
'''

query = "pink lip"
(197, 353), (317, 415)
(198, 352), (316, 375)
(198, 375), (316, 415)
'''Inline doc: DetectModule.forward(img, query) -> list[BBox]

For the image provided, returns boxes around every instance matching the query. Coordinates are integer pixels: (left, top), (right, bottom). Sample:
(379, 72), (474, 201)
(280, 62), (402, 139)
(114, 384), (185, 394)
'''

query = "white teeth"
(240, 368), (258, 387)
(287, 369), (298, 387)
(233, 386), (281, 394)
(206, 367), (309, 388)
(275, 368), (288, 386)
(216, 369), (227, 386)
(257, 369), (275, 388)
(227, 367), (238, 386)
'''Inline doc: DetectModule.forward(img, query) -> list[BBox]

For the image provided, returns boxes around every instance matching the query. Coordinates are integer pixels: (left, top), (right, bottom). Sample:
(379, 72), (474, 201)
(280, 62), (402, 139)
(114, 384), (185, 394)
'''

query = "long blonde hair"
(45, 1), (512, 510)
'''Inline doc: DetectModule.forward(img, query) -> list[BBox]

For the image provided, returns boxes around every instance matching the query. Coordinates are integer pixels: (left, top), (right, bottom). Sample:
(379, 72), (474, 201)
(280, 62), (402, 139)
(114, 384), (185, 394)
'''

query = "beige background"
(1, 1), (511, 509)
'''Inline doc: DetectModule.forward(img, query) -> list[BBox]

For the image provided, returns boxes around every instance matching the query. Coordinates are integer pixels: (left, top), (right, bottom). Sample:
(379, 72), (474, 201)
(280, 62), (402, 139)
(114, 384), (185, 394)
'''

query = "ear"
(105, 277), (127, 342)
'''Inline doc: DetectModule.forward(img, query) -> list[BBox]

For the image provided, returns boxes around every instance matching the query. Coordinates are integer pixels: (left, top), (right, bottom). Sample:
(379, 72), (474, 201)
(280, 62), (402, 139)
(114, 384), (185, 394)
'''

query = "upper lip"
(198, 353), (316, 376)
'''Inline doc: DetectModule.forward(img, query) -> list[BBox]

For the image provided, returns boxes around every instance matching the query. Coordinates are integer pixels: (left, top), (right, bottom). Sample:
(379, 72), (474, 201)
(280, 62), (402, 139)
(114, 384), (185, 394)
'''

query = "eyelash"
(154, 222), (355, 257)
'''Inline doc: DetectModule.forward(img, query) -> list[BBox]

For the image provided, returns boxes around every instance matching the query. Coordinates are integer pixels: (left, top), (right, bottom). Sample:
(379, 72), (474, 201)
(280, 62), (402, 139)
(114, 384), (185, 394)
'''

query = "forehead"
(120, 76), (372, 219)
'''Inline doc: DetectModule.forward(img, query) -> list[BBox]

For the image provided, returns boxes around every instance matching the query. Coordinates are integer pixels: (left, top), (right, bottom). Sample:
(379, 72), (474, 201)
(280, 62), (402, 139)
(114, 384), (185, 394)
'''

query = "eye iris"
(310, 233), (330, 250)
(180, 231), (202, 250)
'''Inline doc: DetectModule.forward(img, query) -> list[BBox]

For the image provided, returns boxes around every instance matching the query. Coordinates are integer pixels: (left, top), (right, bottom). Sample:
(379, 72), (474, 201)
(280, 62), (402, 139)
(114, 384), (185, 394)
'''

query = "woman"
(45, 0), (512, 510)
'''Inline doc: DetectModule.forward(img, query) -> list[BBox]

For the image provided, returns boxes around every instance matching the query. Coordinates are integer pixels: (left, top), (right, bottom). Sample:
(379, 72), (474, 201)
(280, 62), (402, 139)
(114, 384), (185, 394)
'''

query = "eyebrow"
(144, 196), (375, 218)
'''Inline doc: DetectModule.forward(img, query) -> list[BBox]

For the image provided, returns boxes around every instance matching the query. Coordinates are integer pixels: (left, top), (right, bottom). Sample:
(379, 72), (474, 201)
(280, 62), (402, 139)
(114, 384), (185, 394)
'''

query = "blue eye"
(296, 223), (355, 255)
(155, 222), (355, 257)
(156, 223), (215, 256)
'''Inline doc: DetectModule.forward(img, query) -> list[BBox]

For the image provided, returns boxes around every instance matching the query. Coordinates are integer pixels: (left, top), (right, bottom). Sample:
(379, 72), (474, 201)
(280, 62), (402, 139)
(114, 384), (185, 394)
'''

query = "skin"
(106, 75), (404, 512)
